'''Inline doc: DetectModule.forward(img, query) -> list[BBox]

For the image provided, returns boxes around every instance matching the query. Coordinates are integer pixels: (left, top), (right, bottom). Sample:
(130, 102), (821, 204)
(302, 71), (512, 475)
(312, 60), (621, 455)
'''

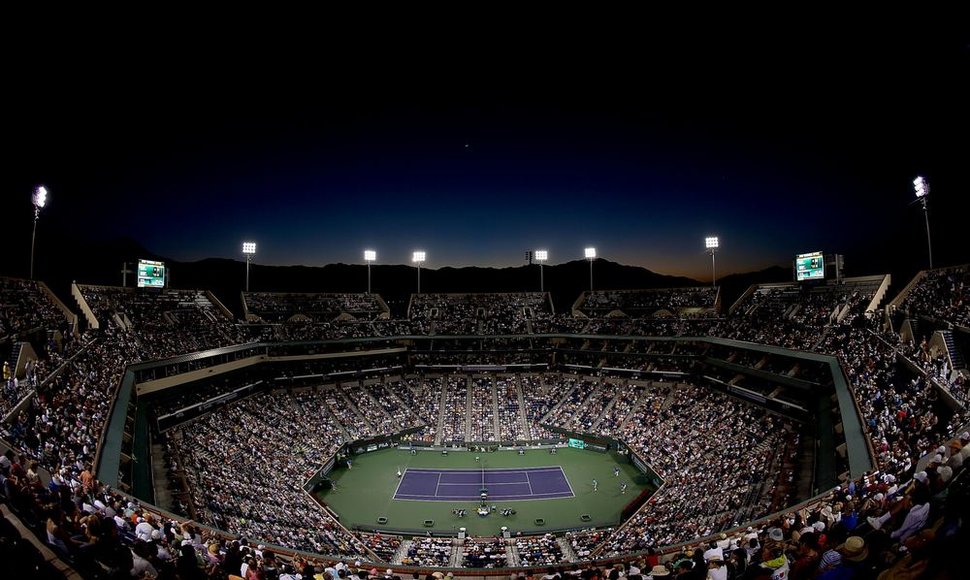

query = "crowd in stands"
(577, 287), (718, 318)
(439, 376), (468, 444)
(497, 377), (526, 441)
(603, 384), (796, 553)
(1, 277), (81, 415)
(399, 537), (453, 566)
(514, 533), (566, 566)
(246, 321), (381, 343)
(392, 377), (440, 443)
(543, 377), (596, 428)
(899, 266), (969, 327)
(323, 388), (375, 441)
(469, 378), (497, 441)
(565, 379), (621, 432)
(520, 375), (567, 440)
(592, 384), (666, 440)
(460, 537), (508, 567)
(149, 377), (258, 421)
(412, 351), (540, 367)
(80, 286), (247, 358)
(365, 383), (425, 435)
(409, 293), (551, 335)
(0, 268), (967, 575)
(169, 392), (366, 557)
(0, 277), (72, 341)
(718, 280), (881, 351)
(340, 383), (401, 435)
(357, 532), (402, 563)
(244, 292), (388, 323)
(565, 528), (613, 560)
(529, 313), (590, 335)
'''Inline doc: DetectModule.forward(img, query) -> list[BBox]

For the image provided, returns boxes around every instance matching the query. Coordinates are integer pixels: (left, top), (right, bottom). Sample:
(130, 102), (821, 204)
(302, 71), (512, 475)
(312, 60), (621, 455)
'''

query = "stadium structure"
(0, 261), (967, 578)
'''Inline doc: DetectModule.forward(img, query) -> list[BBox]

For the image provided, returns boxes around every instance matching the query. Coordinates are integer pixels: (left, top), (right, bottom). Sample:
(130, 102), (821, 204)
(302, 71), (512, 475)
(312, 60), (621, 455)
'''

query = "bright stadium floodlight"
(364, 249), (376, 294)
(534, 250), (548, 292)
(412, 251), (426, 293)
(913, 176), (933, 269)
(585, 247), (596, 291)
(242, 241), (256, 292)
(30, 185), (49, 280)
(705, 236), (719, 287)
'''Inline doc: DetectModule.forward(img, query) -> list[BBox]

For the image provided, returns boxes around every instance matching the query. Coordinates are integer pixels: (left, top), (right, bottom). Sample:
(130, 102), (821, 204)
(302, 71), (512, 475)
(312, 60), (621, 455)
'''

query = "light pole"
(534, 250), (548, 292)
(364, 249), (376, 294)
(242, 242), (256, 292)
(585, 247), (596, 291)
(913, 176), (933, 269)
(412, 251), (426, 294)
(30, 185), (48, 280)
(705, 236), (719, 287)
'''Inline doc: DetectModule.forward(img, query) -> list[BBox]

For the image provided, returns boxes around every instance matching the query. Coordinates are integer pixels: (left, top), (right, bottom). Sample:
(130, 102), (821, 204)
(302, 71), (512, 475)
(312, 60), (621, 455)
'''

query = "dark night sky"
(3, 22), (967, 282)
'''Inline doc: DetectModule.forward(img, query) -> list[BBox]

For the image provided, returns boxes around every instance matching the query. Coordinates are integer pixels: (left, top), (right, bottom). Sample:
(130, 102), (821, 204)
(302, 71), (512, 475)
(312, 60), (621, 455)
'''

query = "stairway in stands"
(391, 540), (411, 564)
(557, 537), (579, 562)
(941, 330), (967, 373)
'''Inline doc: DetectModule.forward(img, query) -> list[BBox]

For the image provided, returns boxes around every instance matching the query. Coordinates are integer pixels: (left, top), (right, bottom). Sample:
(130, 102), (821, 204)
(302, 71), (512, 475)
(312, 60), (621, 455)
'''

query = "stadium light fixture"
(585, 247), (596, 291)
(364, 249), (376, 294)
(705, 236), (719, 287)
(30, 185), (48, 280)
(534, 250), (548, 292)
(242, 241), (256, 292)
(412, 251), (426, 293)
(913, 176), (933, 269)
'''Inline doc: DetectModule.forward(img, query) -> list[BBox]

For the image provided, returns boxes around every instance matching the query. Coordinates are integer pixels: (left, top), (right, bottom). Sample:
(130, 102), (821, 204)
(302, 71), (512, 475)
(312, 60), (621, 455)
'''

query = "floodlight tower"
(705, 236), (719, 287)
(534, 250), (548, 292)
(585, 247), (596, 291)
(242, 242), (256, 292)
(30, 186), (48, 280)
(412, 251), (426, 293)
(913, 176), (933, 269)
(364, 249), (376, 294)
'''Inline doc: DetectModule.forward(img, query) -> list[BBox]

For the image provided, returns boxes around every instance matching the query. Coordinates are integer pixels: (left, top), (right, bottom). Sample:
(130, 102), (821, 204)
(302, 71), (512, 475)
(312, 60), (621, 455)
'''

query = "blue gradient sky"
(3, 24), (967, 281)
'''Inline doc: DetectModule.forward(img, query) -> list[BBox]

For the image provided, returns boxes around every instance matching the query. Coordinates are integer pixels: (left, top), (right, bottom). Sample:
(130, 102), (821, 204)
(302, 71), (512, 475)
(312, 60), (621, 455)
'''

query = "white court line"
(392, 467), (408, 497)
(439, 475), (529, 484)
(437, 481), (533, 486)
(395, 466), (574, 499)
(405, 466), (565, 472)
(559, 466), (577, 497)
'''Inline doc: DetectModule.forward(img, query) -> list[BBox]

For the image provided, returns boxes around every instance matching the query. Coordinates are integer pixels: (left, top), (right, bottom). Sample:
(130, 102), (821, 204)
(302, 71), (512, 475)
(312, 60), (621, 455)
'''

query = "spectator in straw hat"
(647, 564), (669, 578)
(818, 536), (868, 580)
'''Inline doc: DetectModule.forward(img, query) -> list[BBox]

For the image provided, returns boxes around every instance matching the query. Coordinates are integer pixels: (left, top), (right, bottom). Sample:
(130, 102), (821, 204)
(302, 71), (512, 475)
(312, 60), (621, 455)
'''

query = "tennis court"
(318, 447), (657, 535)
(394, 466), (574, 501)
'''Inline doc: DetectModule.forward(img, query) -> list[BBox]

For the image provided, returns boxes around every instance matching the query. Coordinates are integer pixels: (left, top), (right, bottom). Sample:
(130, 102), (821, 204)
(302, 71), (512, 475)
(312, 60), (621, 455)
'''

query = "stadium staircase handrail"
(205, 289), (234, 319)
(38, 280), (80, 336)
(865, 273), (892, 313)
(1, 336), (98, 424)
(886, 269), (927, 312)
(728, 282), (764, 314)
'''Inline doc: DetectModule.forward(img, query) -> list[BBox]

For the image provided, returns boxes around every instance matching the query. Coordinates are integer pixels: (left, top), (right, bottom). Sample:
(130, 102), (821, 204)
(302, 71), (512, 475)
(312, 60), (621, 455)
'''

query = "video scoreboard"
(137, 259), (166, 288)
(795, 251), (825, 282)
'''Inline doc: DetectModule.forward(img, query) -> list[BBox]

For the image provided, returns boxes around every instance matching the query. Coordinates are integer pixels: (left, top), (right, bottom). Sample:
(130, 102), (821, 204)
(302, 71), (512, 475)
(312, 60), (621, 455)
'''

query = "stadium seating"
(0, 269), (966, 578)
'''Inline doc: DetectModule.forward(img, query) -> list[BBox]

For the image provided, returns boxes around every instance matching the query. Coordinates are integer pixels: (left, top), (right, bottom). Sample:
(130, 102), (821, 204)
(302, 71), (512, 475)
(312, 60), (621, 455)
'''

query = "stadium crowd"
(0, 266), (966, 577)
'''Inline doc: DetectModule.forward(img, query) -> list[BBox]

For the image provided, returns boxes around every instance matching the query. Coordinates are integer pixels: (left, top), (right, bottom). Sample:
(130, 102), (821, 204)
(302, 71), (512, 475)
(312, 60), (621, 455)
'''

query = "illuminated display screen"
(795, 252), (824, 281)
(137, 259), (166, 288)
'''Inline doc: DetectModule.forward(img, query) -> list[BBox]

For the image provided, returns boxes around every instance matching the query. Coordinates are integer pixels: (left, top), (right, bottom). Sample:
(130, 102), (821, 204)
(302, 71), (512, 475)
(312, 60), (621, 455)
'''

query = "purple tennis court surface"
(394, 467), (575, 501)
